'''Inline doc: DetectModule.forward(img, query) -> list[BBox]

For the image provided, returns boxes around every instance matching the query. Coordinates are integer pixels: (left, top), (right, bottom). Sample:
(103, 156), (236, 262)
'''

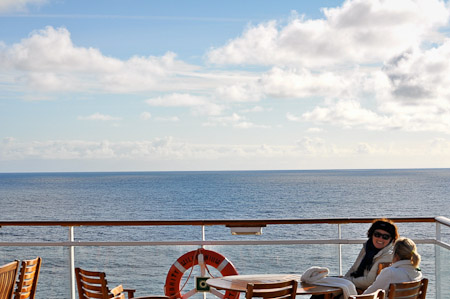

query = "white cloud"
(0, 26), (198, 93)
(207, 21), (279, 66)
(0, 136), (322, 161)
(145, 93), (225, 116)
(215, 80), (265, 102)
(266, 38), (450, 133)
(234, 121), (270, 129)
(2, 137), (450, 171)
(78, 113), (121, 121)
(295, 137), (336, 155)
(207, 0), (449, 67)
(2, 137), (16, 146)
(146, 93), (207, 107)
(203, 113), (269, 129)
(428, 138), (450, 154)
(302, 100), (389, 129)
(0, 139), (116, 160)
(203, 113), (242, 127)
(260, 67), (364, 99)
(302, 95), (450, 133)
(203, 0), (450, 135)
(0, 0), (48, 13)
(140, 112), (152, 120)
(354, 143), (374, 154)
(155, 116), (180, 122)
(207, 65), (380, 104)
(240, 106), (270, 113)
(278, 37), (450, 134)
(2, 27), (121, 72)
(382, 41), (450, 106)
(306, 127), (323, 133)
(286, 113), (301, 122)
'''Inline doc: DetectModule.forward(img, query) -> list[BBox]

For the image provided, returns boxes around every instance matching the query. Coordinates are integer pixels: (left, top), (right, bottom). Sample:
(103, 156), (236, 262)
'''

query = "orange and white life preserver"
(164, 248), (239, 299)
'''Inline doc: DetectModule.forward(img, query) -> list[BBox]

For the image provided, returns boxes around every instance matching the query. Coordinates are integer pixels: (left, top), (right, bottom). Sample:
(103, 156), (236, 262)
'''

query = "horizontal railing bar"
(0, 217), (437, 227)
(0, 238), (438, 247)
(436, 240), (450, 251)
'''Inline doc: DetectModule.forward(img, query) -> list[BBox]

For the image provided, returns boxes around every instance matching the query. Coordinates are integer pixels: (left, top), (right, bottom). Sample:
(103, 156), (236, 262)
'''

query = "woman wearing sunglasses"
(344, 218), (399, 292)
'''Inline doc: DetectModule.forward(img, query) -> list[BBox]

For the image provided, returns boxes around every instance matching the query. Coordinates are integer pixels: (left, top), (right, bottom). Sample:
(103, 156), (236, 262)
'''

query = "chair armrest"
(110, 285), (125, 296)
(123, 288), (136, 298)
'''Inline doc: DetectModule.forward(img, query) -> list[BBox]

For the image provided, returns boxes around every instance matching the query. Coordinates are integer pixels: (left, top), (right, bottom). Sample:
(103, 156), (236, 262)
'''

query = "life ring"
(164, 248), (239, 299)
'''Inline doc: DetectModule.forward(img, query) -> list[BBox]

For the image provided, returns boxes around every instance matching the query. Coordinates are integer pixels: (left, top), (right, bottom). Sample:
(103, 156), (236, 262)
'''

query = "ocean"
(0, 169), (449, 298)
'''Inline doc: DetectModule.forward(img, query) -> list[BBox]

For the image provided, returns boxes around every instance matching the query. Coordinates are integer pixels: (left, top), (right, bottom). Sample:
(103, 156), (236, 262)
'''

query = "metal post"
(201, 225), (206, 299)
(69, 226), (76, 299)
(338, 224), (342, 275)
(435, 222), (441, 299)
(202, 225), (205, 245)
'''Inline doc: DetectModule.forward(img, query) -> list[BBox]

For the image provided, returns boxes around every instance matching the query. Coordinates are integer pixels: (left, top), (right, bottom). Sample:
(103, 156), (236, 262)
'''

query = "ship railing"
(0, 217), (449, 299)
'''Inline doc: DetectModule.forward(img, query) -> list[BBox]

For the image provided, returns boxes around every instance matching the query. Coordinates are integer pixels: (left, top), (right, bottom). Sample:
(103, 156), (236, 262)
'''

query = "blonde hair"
(394, 237), (421, 268)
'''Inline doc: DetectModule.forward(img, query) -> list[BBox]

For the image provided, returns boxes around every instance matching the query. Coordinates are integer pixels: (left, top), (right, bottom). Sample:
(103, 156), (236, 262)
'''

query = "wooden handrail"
(0, 217), (438, 227)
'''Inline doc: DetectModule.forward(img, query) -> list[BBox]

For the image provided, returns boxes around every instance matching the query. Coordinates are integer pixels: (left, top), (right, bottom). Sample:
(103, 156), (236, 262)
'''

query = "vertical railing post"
(201, 225), (206, 299)
(202, 225), (205, 245)
(435, 221), (441, 299)
(69, 226), (76, 299)
(338, 224), (342, 275)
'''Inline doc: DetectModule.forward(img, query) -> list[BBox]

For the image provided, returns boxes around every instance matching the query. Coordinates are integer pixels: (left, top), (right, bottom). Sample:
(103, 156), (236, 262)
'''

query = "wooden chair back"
(245, 280), (298, 299)
(387, 278), (428, 299)
(377, 262), (391, 275)
(0, 261), (20, 299)
(75, 267), (124, 299)
(76, 267), (169, 299)
(349, 289), (385, 299)
(14, 257), (42, 299)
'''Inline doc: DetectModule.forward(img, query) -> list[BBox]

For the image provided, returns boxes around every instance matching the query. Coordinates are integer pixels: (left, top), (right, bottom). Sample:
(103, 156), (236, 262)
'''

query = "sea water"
(0, 169), (449, 298)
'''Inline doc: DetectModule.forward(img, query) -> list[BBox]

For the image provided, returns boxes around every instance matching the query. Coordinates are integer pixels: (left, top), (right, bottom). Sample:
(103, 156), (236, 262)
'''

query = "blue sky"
(1, 0), (450, 172)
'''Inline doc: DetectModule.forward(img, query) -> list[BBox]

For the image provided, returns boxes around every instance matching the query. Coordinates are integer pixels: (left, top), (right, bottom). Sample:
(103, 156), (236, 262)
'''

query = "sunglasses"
(373, 231), (391, 240)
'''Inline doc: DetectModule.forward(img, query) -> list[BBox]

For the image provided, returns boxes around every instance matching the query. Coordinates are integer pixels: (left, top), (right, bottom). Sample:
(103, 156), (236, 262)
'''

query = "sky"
(1, 0), (450, 172)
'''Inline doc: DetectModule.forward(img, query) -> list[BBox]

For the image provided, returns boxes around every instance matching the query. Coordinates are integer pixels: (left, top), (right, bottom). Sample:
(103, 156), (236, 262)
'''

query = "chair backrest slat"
(388, 278), (428, 299)
(0, 261), (20, 299)
(245, 280), (298, 299)
(75, 267), (124, 299)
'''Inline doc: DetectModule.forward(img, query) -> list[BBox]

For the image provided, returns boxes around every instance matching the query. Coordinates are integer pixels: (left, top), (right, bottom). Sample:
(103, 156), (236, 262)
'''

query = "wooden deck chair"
(14, 257), (42, 299)
(245, 280), (298, 299)
(387, 278), (428, 299)
(349, 289), (385, 299)
(75, 267), (169, 299)
(0, 261), (20, 299)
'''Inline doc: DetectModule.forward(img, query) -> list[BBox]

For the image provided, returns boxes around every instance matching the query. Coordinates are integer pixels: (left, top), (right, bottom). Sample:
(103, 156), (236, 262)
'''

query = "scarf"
(351, 240), (380, 278)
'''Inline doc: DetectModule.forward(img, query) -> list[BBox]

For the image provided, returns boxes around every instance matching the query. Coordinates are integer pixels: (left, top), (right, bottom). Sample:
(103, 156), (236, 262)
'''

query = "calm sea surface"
(0, 169), (449, 298)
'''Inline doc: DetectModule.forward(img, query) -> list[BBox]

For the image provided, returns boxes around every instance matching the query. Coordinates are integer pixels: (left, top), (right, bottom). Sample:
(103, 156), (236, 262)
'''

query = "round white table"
(207, 274), (342, 299)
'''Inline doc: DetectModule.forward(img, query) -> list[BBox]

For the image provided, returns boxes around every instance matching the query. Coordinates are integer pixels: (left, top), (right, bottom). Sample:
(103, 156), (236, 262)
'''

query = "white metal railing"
(0, 217), (449, 299)
(434, 216), (450, 298)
